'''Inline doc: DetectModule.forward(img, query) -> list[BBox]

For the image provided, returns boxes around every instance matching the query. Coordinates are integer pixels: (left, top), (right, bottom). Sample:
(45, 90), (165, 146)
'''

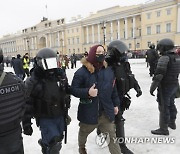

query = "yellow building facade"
(0, 0), (180, 58)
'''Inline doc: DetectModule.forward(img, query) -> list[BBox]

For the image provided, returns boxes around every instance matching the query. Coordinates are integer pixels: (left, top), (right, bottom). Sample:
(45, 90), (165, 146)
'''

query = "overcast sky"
(0, 0), (150, 37)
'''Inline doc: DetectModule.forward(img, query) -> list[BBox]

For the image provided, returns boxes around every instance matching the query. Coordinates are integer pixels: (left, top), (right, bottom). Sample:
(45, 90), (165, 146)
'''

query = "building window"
(136, 43), (140, 48)
(78, 48), (80, 53)
(49, 22), (51, 27)
(167, 9), (171, 15)
(68, 39), (70, 45)
(77, 38), (79, 44)
(156, 25), (161, 34)
(73, 49), (75, 53)
(72, 38), (74, 44)
(129, 43), (132, 49)
(131, 18), (133, 23)
(57, 20), (60, 25)
(147, 26), (151, 35)
(124, 31), (125, 38)
(147, 41), (151, 47)
(147, 13), (151, 19)
(157, 11), (161, 17)
(166, 23), (171, 32)
(77, 28), (79, 32)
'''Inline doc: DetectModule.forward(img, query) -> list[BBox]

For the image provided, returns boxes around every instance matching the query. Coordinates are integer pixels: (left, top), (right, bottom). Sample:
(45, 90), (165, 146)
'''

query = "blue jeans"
(157, 84), (178, 124)
(39, 116), (65, 145)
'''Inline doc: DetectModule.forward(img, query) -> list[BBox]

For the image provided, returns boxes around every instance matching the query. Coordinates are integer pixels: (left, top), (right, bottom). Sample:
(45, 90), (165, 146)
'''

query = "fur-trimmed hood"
(81, 57), (107, 73)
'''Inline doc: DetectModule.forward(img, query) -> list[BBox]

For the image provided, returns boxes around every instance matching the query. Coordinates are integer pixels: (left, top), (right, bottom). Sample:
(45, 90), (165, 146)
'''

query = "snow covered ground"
(4, 58), (180, 154)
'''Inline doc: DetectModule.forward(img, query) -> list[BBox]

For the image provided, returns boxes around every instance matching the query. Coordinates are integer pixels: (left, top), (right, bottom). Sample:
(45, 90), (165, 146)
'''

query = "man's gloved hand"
(66, 115), (71, 125)
(23, 125), (33, 136)
(150, 81), (159, 96)
(136, 89), (142, 97)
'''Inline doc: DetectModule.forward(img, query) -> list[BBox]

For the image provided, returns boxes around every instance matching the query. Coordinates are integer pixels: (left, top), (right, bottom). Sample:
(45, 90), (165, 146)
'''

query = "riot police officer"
(146, 43), (159, 76)
(150, 38), (180, 135)
(105, 40), (142, 154)
(0, 48), (26, 154)
(22, 48), (71, 154)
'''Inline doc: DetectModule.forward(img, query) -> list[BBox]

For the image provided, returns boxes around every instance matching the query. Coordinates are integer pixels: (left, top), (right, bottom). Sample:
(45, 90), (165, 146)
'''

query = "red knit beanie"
(87, 45), (104, 64)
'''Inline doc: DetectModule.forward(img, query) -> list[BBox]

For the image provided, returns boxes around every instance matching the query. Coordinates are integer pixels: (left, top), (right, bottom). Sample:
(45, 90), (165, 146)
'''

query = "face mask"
(96, 54), (105, 63)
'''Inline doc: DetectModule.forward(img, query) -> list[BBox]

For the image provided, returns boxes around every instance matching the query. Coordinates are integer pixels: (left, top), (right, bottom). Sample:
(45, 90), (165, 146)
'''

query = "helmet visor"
(42, 57), (58, 70)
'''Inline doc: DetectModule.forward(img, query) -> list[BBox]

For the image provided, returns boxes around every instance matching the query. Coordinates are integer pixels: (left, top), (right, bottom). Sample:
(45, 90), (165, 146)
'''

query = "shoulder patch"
(0, 83), (22, 96)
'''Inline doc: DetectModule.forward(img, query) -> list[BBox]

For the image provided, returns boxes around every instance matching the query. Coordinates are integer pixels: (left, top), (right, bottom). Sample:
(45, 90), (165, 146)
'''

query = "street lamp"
(134, 37), (136, 52)
(100, 21), (106, 46)
(26, 39), (30, 57)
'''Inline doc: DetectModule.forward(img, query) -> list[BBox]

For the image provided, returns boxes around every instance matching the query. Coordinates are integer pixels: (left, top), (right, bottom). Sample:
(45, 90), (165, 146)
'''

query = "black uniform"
(0, 63), (26, 154)
(22, 48), (70, 154)
(105, 40), (142, 154)
(146, 47), (159, 76)
(150, 38), (180, 135)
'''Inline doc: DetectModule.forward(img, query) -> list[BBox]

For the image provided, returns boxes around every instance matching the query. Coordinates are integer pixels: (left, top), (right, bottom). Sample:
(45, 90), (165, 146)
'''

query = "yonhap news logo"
(95, 132), (110, 148)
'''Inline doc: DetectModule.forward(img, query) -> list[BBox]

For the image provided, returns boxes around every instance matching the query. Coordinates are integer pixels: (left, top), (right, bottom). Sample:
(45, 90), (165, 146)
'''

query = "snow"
(4, 58), (180, 154)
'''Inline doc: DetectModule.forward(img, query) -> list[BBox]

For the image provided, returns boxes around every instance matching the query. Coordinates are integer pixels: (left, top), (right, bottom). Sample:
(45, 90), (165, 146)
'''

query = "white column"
(98, 24), (100, 43)
(110, 21), (113, 41)
(92, 25), (95, 43)
(49, 33), (52, 47)
(31, 37), (34, 49)
(117, 20), (120, 39)
(177, 3), (180, 33)
(125, 18), (128, 39)
(133, 16), (136, 38)
(35, 36), (37, 49)
(58, 31), (60, 46)
(23, 39), (26, 50)
(62, 31), (65, 46)
(46, 34), (48, 47)
(86, 26), (89, 44)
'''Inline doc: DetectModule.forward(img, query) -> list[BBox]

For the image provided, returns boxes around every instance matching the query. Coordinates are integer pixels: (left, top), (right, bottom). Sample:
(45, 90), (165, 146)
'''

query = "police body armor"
(31, 77), (66, 118)
(0, 72), (25, 135)
(162, 54), (180, 85)
(114, 62), (135, 95)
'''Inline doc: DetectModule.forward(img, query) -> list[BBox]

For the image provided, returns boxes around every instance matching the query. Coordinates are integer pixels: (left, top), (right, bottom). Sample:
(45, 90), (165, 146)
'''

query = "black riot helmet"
(106, 40), (128, 64)
(36, 48), (58, 71)
(149, 43), (155, 49)
(156, 38), (174, 55)
(0, 48), (3, 64)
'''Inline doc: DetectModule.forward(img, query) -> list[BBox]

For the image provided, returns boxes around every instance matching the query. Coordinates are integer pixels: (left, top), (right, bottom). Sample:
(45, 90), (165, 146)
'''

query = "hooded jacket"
(71, 45), (120, 124)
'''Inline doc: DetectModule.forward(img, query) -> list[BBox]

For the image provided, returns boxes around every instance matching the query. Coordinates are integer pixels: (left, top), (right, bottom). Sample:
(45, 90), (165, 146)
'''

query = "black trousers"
(0, 128), (24, 154)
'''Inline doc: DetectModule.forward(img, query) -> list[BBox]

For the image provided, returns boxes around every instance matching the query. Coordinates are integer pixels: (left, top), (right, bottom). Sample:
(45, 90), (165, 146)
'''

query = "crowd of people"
(0, 38), (180, 154)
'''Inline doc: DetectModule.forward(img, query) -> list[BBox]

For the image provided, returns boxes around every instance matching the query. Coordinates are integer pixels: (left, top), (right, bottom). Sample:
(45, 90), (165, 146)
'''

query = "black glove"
(150, 81), (159, 96)
(121, 96), (131, 111)
(23, 125), (33, 136)
(136, 89), (142, 97)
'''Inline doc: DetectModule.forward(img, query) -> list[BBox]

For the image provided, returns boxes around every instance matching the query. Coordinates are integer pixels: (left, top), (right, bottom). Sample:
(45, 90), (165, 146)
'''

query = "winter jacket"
(71, 58), (120, 124)
(12, 58), (24, 75)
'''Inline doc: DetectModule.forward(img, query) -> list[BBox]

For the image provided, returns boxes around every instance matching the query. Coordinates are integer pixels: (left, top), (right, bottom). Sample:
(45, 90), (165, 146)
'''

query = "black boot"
(116, 120), (134, 154)
(168, 119), (176, 130)
(120, 144), (134, 154)
(151, 114), (169, 135)
(38, 139), (48, 154)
